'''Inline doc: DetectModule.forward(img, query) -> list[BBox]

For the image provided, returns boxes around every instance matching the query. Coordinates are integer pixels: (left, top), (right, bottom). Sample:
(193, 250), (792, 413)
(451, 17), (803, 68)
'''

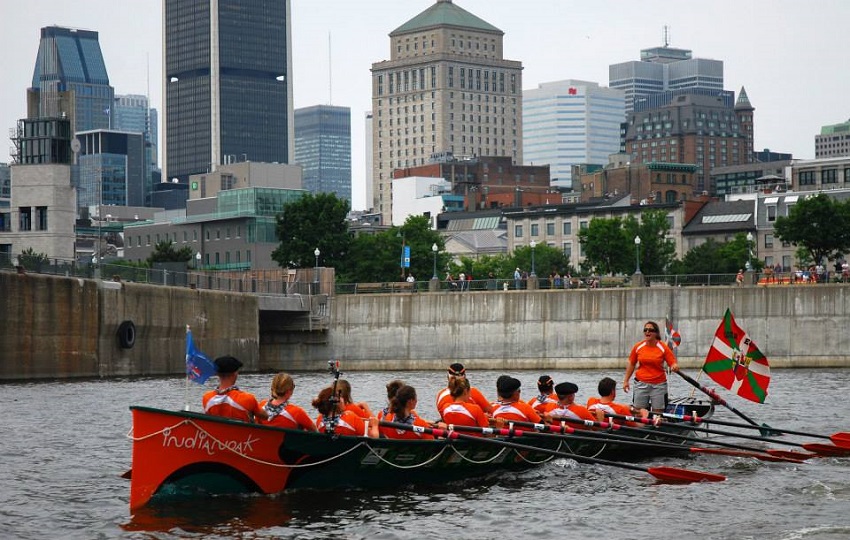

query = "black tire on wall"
(118, 321), (136, 349)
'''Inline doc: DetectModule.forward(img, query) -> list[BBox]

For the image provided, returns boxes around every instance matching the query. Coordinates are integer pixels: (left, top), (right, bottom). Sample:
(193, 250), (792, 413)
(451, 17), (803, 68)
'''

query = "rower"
(491, 376), (541, 424)
(545, 382), (596, 425)
(586, 376), (647, 425)
(202, 355), (267, 423)
(436, 362), (493, 419)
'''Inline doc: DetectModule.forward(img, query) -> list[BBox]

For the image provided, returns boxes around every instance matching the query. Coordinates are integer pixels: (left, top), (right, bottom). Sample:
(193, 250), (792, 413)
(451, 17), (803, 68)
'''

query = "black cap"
(497, 376), (521, 396)
(555, 382), (579, 396)
(448, 363), (466, 376)
(214, 355), (243, 374)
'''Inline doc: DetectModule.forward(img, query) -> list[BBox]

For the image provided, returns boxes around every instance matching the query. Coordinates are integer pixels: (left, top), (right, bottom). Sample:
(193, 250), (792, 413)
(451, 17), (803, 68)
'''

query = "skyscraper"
(163, 0), (294, 184)
(523, 80), (625, 190)
(294, 105), (351, 201)
(371, 0), (523, 224)
(113, 94), (159, 205)
(609, 43), (723, 113)
(28, 26), (114, 134)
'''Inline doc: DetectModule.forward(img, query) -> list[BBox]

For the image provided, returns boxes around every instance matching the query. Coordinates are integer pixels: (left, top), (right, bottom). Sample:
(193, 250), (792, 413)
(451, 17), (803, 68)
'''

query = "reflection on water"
(3, 369), (850, 539)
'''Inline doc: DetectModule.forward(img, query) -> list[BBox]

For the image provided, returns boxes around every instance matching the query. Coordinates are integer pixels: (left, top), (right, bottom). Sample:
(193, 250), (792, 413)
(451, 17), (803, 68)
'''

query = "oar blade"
(647, 466), (725, 484)
(802, 443), (850, 457)
(766, 449), (815, 460)
(830, 432), (850, 448)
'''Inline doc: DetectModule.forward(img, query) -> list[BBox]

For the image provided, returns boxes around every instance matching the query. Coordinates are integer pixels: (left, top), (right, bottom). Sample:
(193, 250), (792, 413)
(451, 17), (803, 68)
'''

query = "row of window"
(14, 207), (48, 232)
(127, 226), (242, 248)
(798, 169), (850, 185)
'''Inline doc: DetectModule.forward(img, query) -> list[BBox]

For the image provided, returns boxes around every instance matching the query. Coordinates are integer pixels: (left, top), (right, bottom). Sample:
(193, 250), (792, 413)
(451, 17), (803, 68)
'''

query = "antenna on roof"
(328, 31), (333, 105)
(662, 25), (670, 47)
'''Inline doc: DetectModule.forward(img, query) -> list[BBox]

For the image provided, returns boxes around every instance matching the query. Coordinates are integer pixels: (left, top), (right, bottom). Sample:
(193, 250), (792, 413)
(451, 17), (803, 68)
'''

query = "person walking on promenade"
(622, 321), (679, 413)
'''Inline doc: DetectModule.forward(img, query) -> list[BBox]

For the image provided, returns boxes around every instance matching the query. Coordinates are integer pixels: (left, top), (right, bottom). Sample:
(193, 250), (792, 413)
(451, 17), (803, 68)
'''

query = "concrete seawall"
(2, 271), (848, 379)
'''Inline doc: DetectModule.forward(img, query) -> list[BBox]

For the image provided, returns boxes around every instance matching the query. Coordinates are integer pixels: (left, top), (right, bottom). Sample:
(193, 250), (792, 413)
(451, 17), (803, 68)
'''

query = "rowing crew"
(201, 357), (647, 439)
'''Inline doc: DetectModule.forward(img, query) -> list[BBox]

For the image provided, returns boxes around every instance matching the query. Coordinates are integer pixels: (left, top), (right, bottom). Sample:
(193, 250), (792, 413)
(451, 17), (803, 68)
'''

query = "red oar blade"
(691, 447), (802, 464)
(830, 432), (850, 448)
(647, 466), (726, 484)
(802, 443), (850, 457)
(766, 449), (816, 460)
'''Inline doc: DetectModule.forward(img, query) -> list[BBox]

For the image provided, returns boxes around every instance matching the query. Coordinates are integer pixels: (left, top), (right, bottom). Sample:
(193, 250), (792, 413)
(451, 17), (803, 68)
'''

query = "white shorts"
(632, 380), (668, 410)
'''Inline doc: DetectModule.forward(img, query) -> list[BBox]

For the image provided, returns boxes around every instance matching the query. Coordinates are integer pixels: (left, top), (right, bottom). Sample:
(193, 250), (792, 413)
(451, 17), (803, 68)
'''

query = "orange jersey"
(379, 413), (435, 440)
(316, 410), (370, 436)
(629, 339), (677, 384)
(345, 402), (370, 418)
(258, 399), (314, 430)
(548, 403), (596, 423)
(586, 398), (634, 424)
(492, 400), (541, 424)
(437, 386), (492, 416)
(203, 388), (263, 422)
(441, 401), (489, 429)
(527, 393), (558, 414)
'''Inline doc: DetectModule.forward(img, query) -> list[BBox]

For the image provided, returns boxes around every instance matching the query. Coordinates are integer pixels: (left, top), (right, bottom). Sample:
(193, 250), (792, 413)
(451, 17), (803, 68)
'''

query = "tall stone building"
(371, 0), (523, 224)
(815, 119), (850, 159)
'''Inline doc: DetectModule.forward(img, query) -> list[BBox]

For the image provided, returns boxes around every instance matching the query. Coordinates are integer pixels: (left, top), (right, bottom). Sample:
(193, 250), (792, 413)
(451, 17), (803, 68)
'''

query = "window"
(799, 171), (816, 185)
(18, 207), (31, 231)
(579, 220), (588, 230)
(530, 224), (539, 237)
(765, 234), (774, 248)
(563, 242), (572, 259)
(514, 224), (523, 238)
(767, 205), (777, 222)
(563, 222), (572, 235)
(35, 207), (47, 231)
(823, 169), (838, 184)
(546, 222), (555, 235)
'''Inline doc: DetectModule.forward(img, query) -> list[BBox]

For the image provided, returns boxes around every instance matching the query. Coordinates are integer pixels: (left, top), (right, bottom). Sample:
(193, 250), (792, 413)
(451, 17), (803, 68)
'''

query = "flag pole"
(184, 325), (191, 411)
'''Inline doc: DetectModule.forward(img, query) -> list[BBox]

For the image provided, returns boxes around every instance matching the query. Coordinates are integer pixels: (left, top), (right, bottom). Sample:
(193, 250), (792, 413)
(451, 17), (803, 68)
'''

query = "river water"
(2, 368), (850, 539)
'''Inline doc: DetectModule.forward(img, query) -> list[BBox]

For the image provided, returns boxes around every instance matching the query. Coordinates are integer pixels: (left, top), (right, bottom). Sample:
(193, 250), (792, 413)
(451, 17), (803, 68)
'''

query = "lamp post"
(634, 236), (642, 274)
(746, 232), (754, 271)
(530, 240), (537, 277)
(195, 251), (201, 269)
(397, 231), (406, 279)
(432, 243), (438, 279)
(314, 247), (320, 288)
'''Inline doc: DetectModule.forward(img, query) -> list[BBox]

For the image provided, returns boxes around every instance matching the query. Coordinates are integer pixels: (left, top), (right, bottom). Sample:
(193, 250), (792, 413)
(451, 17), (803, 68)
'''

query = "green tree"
(578, 217), (631, 275)
(147, 240), (193, 264)
(625, 210), (677, 275)
(677, 234), (763, 274)
(271, 192), (351, 269)
(18, 247), (49, 271)
(509, 243), (571, 278)
(774, 193), (850, 265)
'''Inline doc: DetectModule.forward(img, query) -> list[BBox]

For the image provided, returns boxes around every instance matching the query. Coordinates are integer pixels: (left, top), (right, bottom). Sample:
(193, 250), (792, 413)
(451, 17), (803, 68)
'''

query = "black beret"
(555, 382), (579, 396)
(214, 355), (243, 374)
(497, 376), (521, 395)
(447, 363), (466, 376)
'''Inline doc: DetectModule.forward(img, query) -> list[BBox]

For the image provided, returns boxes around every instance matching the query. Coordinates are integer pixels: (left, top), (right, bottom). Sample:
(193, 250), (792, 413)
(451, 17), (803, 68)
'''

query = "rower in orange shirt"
(527, 375), (558, 415)
(586, 376), (647, 425)
(203, 356), (267, 423)
(337, 379), (373, 418)
(545, 381), (596, 425)
(377, 379), (405, 421)
(491, 376), (541, 424)
(436, 363), (493, 419)
(312, 386), (379, 438)
(441, 377), (489, 431)
(258, 372), (316, 431)
(379, 385), (437, 440)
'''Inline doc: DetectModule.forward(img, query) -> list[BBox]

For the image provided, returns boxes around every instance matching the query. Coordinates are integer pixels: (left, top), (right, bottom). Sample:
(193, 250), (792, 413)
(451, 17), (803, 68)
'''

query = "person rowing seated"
(440, 377), (489, 434)
(527, 375), (558, 415)
(337, 379), (373, 419)
(379, 385), (438, 440)
(203, 355), (268, 423)
(436, 363), (493, 420)
(377, 379), (405, 421)
(491, 376), (542, 425)
(586, 376), (647, 426)
(312, 386), (379, 438)
(258, 372), (317, 431)
(544, 381), (596, 426)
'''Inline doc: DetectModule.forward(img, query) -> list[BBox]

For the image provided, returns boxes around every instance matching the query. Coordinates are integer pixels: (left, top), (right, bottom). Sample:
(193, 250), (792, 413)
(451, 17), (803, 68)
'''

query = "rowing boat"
(127, 405), (709, 510)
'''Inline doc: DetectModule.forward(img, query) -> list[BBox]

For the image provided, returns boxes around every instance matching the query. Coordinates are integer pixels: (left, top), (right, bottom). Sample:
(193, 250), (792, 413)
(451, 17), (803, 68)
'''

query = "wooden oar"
(602, 413), (816, 460)
(676, 370), (771, 433)
(446, 422), (802, 464)
(597, 413), (850, 458)
(378, 421), (725, 484)
(651, 410), (850, 449)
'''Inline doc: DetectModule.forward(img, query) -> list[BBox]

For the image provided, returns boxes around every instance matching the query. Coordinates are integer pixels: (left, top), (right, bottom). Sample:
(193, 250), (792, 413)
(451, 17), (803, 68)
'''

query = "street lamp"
(746, 232), (754, 271)
(634, 236), (642, 274)
(314, 248), (320, 282)
(530, 240), (537, 277)
(432, 243), (438, 279)
(195, 251), (201, 269)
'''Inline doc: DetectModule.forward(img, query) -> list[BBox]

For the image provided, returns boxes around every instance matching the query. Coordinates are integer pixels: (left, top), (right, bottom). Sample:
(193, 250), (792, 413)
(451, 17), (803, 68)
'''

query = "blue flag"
(186, 328), (216, 384)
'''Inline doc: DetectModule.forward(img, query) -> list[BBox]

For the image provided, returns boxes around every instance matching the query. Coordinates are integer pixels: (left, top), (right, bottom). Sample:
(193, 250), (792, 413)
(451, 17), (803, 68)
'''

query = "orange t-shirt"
(629, 339), (677, 384)
(586, 397), (634, 424)
(258, 399), (314, 430)
(441, 401), (489, 429)
(527, 393), (558, 414)
(547, 403), (596, 423)
(316, 410), (369, 436)
(203, 388), (263, 422)
(437, 386), (492, 416)
(379, 413), (435, 440)
(492, 400), (541, 423)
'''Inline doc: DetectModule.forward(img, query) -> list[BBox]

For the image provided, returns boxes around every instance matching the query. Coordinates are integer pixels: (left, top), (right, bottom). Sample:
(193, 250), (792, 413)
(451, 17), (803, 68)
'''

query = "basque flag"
(186, 327), (215, 384)
(665, 317), (681, 349)
(703, 309), (770, 403)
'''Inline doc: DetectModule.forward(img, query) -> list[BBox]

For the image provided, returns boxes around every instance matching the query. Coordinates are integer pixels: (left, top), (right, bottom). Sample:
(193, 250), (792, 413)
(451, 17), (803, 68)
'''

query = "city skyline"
(1, 0), (848, 211)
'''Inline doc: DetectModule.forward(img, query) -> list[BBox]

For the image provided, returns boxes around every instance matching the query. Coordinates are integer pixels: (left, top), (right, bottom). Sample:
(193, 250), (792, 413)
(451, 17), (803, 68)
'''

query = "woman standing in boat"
(622, 321), (679, 413)
(259, 373), (317, 431)
(379, 385), (437, 440)
(312, 386), (379, 438)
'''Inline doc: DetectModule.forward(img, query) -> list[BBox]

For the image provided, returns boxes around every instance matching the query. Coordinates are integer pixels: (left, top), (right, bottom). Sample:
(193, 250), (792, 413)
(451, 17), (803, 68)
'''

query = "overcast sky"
(2, 0), (848, 210)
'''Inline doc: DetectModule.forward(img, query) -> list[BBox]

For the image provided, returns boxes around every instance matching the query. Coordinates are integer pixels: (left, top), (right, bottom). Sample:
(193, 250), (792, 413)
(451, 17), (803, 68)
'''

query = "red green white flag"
(702, 308), (770, 403)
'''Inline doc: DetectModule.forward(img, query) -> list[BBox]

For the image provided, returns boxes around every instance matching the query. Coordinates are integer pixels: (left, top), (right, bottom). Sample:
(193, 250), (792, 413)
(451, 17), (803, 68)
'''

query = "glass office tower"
(163, 0), (294, 184)
(295, 105), (352, 201)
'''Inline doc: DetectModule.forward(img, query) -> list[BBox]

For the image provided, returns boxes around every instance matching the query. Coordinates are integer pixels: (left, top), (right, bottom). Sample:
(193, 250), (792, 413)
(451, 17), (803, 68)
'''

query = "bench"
(354, 282), (385, 294)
